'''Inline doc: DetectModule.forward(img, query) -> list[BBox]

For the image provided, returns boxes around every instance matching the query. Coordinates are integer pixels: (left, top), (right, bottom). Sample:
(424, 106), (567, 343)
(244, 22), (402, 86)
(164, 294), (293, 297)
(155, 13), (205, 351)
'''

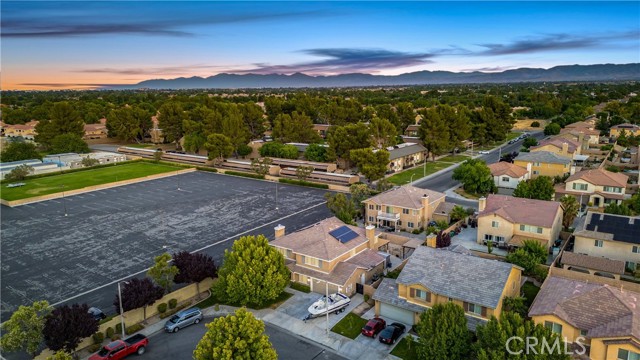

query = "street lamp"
(60, 185), (67, 217)
(117, 281), (130, 339)
(409, 173), (415, 184)
(275, 182), (279, 211)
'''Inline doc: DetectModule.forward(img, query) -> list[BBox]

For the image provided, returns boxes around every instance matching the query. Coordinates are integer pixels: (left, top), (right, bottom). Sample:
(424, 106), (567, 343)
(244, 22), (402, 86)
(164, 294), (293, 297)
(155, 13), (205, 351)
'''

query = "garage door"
(379, 302), (415, 325)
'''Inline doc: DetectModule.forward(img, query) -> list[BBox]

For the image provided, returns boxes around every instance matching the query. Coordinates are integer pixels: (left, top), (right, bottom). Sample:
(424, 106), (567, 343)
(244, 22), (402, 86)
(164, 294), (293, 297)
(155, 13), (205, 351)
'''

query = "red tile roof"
(488, 162), (528, 178)
(479, 194), (561, 228)
(566, 168), (628, 188)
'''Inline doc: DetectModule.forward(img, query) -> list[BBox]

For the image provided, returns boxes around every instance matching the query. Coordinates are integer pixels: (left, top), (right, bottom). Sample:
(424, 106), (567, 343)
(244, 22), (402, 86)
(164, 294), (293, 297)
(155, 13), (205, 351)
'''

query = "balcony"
(377, 212), (400, 221)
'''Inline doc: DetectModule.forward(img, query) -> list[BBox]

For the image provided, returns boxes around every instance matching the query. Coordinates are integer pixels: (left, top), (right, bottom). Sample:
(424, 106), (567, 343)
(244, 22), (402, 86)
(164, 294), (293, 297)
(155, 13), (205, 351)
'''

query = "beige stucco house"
(555, 168), (629, 207)
(488, 161), (529, 189)
(363, 185), (446, 231)
(270, 217), (386, 296)
(573, 211), (640, 273)
(477, 194), (563, 249)
(611, 123), (640, 137)
(513, 151), (573, 179)
(385, 143), (427, 173)
(530, 137), (581, 159)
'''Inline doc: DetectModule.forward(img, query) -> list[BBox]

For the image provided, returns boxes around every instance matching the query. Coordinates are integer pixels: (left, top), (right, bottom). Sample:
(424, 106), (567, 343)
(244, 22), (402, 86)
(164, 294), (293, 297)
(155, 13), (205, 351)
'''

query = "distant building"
(312, 124), (332, 139)
(43, 152), (127, 169)
(83, 118), (108, 140)
(0, 159), (58, 180)
(530, 137), (581, 159)
(610, 123), (640, 137)
(404, 124), (420, 137)
(513, 151), (572, 178)
(3, 120), (39, 140)
(385, 143), (427, 173)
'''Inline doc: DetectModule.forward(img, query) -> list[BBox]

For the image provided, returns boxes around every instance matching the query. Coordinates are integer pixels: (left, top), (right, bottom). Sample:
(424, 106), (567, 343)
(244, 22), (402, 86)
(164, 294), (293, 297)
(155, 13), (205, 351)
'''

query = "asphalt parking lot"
(0, 171), (333, 321)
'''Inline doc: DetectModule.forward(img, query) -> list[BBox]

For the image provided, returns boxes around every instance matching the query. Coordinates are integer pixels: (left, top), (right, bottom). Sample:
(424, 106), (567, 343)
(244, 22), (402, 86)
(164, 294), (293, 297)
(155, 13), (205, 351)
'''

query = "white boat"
(305, 293), (351, 320)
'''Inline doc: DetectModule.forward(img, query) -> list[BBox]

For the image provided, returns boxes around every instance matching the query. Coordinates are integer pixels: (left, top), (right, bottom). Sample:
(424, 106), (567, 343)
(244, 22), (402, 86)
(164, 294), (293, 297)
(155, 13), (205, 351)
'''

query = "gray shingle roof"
(387, 143), (427, 160)
(397, 246), (517, 308)
(515, 151), (571, 164)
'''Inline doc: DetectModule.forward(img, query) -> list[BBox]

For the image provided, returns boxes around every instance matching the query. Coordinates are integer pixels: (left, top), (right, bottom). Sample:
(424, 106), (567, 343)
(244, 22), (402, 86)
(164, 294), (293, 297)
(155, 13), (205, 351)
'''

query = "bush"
(92, 332), (105, 344)
(278, 178), (329, 189)
(195, 166), (218, 173)
(289, 282), (311, 293)
(168, 299), (178, 309)
(225, 170), (265, 179)
(600, 144), (613, 151)
(110, 334), (121, 341)
(157, 303), (168, 314)
(364, 294), (370, 302)
(412, 228), (421, 234)
(530, 121), (540, 128)
(105, 327), (114, 339)
(115, 323), (123, 335)
(125, 324), (144, 335)
(159, 302), (191, 319)
(87, 344), (102, 353)
(533, 265), (548, 282)
(385, 268), (402, 279)
(214, 304), (220, 311)
(605, 165), (621, 173)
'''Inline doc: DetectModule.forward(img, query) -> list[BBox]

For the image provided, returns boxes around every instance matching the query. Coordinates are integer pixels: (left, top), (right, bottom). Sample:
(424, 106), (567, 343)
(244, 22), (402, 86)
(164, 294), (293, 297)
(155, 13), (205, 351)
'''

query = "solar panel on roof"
(329, 225), (359, 243)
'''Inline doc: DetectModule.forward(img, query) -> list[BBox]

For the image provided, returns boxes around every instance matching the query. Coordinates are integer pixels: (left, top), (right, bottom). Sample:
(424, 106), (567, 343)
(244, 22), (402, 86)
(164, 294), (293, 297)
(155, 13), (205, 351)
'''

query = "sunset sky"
(2, 1), (639, 90)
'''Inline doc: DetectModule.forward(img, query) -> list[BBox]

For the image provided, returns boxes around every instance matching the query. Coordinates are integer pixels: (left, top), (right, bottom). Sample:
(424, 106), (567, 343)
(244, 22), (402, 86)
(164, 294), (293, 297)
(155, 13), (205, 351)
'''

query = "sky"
(2, 1), (639, 90)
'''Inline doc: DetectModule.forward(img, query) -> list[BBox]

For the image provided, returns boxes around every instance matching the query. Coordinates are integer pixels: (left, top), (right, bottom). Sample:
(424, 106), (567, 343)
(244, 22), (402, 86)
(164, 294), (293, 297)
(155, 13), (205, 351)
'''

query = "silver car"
(164, 307), (203, 333)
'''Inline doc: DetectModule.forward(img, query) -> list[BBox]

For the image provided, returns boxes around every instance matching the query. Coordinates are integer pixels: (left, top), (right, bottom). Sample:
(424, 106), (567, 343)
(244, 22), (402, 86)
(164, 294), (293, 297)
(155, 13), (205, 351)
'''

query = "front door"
(594, 197), (601, 206)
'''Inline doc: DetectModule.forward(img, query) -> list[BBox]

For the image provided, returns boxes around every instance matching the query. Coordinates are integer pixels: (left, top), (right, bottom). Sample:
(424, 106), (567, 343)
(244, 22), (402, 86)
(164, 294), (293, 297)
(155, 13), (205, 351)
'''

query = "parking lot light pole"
(118, 281), (129, 339)
(61, 185), (67, 216)
(325, 281), (329, 334)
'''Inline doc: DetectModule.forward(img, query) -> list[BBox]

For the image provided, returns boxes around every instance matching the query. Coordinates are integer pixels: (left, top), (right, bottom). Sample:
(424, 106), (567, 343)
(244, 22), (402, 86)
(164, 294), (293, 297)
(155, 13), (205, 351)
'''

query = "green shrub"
(125, 324), (144, 335)
(99, 315), (115, 325)
(159, 302), (191, 319)
(530, 121), (540, 128)
(364, 294), (370, 302)
(278, 178), (329, 189)
(289, 282), (311, 293)
(214, 304), (220, 311)
(157, 303), (168, 314)
(225, 170), (264, 179)
(115, 323), (123, 335)
(195, 166), (218, 173)
(411, 228), (421, 234)
(87, 344), (102, 353)
(600, 144), (613, 151)
(105, 327), (114, 339)
(92, 331), (105, 344)
(168, 299), (178, 309)
(385, 268), (402, 279)
(110, 334), (121, 341)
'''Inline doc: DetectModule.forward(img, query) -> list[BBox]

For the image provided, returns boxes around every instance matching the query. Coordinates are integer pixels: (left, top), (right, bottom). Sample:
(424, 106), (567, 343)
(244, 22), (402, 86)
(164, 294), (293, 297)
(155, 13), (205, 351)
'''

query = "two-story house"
(530, 137), (581, 159)
(477, 194), (563, 249)
(611, 123), (640, 138)
(573, 211), (640, 273)
(372, 245), (522, 329)
(555, 168), (629, 207)
(83, 118), (108, 140)
(270, 217), (386, 296)
(529, 275), (639, 360)
(363, 185), (446, 231)
(3, 120), (39, 140)
(488, 161), (529, 189)
(385, 143), (427, 173)
(513, 151), (572, 179)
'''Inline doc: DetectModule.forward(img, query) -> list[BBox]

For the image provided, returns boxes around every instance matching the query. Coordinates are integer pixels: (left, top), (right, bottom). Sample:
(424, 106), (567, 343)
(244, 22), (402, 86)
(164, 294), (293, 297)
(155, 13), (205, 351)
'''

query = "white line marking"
(49, 200), (327, 307)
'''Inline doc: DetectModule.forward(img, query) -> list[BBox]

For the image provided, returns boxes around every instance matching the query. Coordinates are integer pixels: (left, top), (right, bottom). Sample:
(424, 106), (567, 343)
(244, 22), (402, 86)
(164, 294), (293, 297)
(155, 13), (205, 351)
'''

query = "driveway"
(276, 289), (365, 330)
(356, 306), (412, 353)
(451, 227), (508, 256)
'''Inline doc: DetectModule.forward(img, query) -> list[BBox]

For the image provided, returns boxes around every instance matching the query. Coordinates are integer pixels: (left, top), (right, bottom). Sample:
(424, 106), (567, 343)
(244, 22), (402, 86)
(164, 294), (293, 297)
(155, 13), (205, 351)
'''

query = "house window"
(303, 256), (322, 268)
(413, 210), (419, 215)
(580, 330), (587, 337)
(403, 208), (410, 214)
(519, 224), (544, 234)
(544, 321), (563, 335)
(464, 302), (486, 316)
(369, 204), (374, 210)
(533, 170), (540, 175)
(386, 206), (393, 213)
(286, 249), (292, 259)
(484, 234), (493, 241)
(368, 216), (374, 222)
(492, 221), (499, 228)
(376, 205), (381, 210)
(572, 183), (588, 191)
(408, 222), (415, 228)
(495, 236), (504, 243)
(617, 349), (640, 360)
(502, 177), (510, 182)
(594, 240), (603, 248)
(533, 162), (541, 166)
(410, 288), (431, 302)
(603, 186), (622, 193)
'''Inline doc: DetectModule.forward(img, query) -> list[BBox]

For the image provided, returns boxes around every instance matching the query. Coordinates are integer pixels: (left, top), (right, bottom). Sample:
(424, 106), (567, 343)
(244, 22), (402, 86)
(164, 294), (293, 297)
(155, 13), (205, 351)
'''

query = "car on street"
(379, 322), (406, 345)
(361, 317), (386, 337)
(164, 307), (203, 333)
(88, 307), (107, 321)
(478, 150), (490, 154)
(89, 334), (148, 360)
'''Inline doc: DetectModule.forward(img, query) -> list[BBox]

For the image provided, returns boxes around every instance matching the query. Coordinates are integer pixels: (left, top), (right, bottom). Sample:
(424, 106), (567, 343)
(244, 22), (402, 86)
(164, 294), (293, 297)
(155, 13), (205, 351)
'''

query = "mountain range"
(110, 63), (640, 90)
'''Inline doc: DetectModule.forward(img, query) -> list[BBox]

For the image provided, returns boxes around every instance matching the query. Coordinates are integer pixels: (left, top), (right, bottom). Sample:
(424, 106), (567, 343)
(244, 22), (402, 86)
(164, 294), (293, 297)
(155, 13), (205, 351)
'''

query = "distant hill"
(111, 63), (640, 90)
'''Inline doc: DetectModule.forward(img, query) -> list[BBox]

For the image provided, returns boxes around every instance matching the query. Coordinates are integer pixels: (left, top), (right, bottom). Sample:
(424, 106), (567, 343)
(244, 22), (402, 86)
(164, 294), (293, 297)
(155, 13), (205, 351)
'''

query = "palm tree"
(560, 196), (579, 230)
(450, 205), (468, 222)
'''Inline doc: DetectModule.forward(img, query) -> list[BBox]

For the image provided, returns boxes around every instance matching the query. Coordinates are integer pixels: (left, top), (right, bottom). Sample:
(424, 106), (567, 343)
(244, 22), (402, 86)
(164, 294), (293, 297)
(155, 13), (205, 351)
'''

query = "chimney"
(478, 197), (487, 212)
(562, 142), (569, 155)
(421, 194), (430, 223)
(274, 224), (285, 238)
(426, 233), (437, 248)
(365, 225), (376, 248)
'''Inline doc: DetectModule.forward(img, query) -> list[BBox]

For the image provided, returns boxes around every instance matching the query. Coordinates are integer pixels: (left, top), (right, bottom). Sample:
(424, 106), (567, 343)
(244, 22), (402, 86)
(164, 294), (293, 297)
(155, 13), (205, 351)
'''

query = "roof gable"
(479, 194), (561, 228)
(366, 185), (445, 209)
(565, 168), (628, 188)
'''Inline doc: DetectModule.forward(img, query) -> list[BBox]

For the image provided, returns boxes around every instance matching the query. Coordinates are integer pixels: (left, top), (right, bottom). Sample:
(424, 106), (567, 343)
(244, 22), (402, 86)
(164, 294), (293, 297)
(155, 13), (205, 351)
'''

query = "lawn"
(387, 162), (450, 185)
(437, 155), (469, 163)
(330, 313), (367, 339)
(200, 290), (293, 310)
(1, 162), (185, 201)
(522, 282), (541, 308)
(127, 143), (154, 148)
(453, 187), (481, 200)
(390, 337), (420, 360)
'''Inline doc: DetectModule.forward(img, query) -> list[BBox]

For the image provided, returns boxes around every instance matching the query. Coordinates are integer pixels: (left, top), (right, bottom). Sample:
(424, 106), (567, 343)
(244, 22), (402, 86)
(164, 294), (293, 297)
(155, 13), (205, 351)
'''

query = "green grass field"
(437, 154), (470, 163)
(331, 313), (368, 339)
(390, 337), (420, 359)
(1, 162), (185, 201)
(387, 162), (450, 185)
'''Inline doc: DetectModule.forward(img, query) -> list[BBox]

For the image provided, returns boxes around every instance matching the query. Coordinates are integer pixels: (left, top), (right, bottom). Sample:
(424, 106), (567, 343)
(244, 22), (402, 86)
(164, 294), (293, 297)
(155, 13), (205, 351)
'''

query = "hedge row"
(224, 171), (265, 180)
(278, 178), (329, 189)
(195, 166), (218, 173)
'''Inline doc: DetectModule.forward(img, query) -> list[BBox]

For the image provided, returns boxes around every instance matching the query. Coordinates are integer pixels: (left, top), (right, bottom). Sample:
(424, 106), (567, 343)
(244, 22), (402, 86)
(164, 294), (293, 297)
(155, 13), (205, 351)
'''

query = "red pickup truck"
(89, 334), (148, 360)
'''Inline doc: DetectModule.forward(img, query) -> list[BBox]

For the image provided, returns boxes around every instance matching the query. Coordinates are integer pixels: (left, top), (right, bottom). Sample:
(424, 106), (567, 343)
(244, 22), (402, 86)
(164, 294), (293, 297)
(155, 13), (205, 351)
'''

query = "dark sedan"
(378, 322), (406, 345)
(361, 317), (386, 337)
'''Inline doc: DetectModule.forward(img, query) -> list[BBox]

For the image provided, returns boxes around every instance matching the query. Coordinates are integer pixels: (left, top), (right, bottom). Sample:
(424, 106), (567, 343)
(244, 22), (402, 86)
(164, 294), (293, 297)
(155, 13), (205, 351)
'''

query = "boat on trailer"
(303, 293), (351, 321)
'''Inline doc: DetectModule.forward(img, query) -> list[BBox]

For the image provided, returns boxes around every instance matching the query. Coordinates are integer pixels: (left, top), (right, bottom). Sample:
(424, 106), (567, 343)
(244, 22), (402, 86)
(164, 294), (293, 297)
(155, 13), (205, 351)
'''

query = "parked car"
(478, 150), (490, 154)
(164, 307), (203, 333)
(89, 334), (148, 360)
(88, 307), (106, 321)
(361, 317), (386, 337)
(379, 322), (406, 344)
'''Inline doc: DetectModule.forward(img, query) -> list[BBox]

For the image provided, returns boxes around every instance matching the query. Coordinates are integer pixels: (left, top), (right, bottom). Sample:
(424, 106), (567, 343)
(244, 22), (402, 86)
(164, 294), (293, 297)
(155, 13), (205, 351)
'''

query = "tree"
(369, 117), (397, 149)
(475, 312), (570, 360)
(35, 102), (84, 150)
(0, 141), (41, 162)
(450, 205), (468, 222)
(506, 239), (547, 274)
(442, 105), (471, 149)
(240, 103), (266, 140)
(436, 230), (451, 248)
(220, 105), (250, 152)
(173, 251), (217, 299)
(158, 102), (185, 149)
(236, 144), (252, 158)
(296, 165), (313, 181)
(396, 102), (415, 134)
(325, 192), (357, 225)
(50, 133), (90, 154)
(349, 183), (371, 218)
(418, 109), (451, 160)
(304, 143), (328, 162)
(213, 235), (289, 307)
(502, 296), (528, 318)
(326, 123), (372, 168)
(350, 148), (390, 182)
(272, 112), (320, 143)
(204, 133), (234, 164)
(193, 308), (277, 360)
(107, 106), (152, 142)
(46, 350), (74, 360)
(147, 252), (179, 294)
(113, 278), (163, 320)
(4, 164), (34, 181)
(604, 202), (633, 215)
(513, 176), (555, 200)
(523, 137), (539, 149)
(452, 159), (496, 195)
(560, 196), (579, 229)
(416, 303), (471, 360)
(251, 157), (272, 176)
(544, 122), (561, 136)
(43, 303), (99, 353)
(81, 156), (99, 167)
(0, 300), (51, 357)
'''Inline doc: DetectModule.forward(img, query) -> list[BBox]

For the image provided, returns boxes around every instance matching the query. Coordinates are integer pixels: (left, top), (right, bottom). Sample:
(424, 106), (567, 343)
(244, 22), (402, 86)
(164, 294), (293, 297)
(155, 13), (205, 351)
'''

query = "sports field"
(1, 162), (185, 201)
